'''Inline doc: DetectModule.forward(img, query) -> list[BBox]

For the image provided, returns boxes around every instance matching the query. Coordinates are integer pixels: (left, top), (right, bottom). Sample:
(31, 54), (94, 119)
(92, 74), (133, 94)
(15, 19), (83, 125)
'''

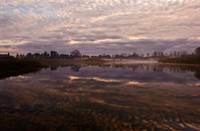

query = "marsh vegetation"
(0, 60), (44, 79)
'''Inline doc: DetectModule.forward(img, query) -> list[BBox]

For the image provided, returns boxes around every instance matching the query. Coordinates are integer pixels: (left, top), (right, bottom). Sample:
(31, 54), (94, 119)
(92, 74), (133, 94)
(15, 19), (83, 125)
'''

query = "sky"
(0, 0), (200, 55)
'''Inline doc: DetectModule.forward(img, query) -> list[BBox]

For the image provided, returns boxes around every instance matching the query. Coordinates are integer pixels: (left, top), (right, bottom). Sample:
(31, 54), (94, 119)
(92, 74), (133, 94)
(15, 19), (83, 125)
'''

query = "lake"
(0, 63), (200, 130)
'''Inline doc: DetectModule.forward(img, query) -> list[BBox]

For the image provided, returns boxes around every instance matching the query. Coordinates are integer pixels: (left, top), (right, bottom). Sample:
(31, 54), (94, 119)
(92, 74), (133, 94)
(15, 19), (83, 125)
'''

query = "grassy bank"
(83, 58), (106, 65)
(159, 55), (200, 65)
(0, 60), (45, 79)
(37, 58), (107, 66)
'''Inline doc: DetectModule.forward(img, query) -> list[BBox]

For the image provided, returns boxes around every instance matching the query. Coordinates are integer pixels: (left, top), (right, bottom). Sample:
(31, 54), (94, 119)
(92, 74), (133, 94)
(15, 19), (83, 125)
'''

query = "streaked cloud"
(0, 0), (199, 54)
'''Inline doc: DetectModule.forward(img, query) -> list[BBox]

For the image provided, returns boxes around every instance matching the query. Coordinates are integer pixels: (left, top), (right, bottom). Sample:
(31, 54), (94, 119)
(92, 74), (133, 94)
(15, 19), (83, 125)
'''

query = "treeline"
(16, 50), (82, 59)
(13, 50), (175, 60)
(15, 50), (144, 59)
(159, 47), (200, 64)
(0, 48), (199, 61)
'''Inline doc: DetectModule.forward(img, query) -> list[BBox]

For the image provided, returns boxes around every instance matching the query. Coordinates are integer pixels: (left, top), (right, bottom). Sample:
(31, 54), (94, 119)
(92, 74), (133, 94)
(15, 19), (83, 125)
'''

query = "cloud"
(0, 0), (199, 54)
(4, 38), (196, 56)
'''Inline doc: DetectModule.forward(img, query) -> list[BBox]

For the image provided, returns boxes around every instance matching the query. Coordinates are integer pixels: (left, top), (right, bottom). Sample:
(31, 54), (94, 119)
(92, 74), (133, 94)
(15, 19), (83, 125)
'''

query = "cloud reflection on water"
(0, 64), (200, 130)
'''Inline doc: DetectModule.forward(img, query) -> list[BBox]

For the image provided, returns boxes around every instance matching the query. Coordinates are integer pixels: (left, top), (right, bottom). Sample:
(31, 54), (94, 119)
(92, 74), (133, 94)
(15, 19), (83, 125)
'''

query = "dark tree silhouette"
(70, 50), (81, 58)
(26, 53), (33, 58)
(50, 51), (59, 58)
(195, 47), (200, 56)
(34, 53), (40, 58)
(147, 53), (150, 57)
(43, 51), (50, 57)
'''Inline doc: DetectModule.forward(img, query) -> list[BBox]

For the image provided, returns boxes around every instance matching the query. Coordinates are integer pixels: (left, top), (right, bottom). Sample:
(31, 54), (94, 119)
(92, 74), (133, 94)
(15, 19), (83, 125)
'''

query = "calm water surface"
(0, 64), (200, 130)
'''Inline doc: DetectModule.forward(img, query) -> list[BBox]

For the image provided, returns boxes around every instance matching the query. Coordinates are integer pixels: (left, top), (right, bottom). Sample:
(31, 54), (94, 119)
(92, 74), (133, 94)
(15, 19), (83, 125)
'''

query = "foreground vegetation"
(82, 58), (107, 65)
(159, 47), (200, 65)
(37, 57), (107, 66)
(0, 60), (44, 79)
(0, 58), (107, 79)
(159, 55), (200, 65)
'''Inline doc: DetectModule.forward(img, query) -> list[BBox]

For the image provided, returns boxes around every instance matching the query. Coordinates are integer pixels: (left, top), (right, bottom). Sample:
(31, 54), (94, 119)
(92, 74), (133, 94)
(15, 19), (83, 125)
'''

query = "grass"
(0, 58), (106, 79)
(0, 59), (45, 79)
(83, 58), (107, 65)
(159, 55), (200, 65)
(37, 58), (107, 66)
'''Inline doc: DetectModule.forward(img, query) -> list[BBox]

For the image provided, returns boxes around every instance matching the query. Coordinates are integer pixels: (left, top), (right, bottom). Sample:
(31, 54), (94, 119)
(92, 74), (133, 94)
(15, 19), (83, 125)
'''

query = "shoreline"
(1, 58), (200, 67)
(38, 58), (200, 67)
(157, 62), (200, 67)
(0, 59), (199, 80)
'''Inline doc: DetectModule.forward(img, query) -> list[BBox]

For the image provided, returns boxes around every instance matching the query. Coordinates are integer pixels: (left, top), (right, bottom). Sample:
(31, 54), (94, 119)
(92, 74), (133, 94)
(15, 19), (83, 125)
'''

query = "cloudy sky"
(0, 0), (200, 55)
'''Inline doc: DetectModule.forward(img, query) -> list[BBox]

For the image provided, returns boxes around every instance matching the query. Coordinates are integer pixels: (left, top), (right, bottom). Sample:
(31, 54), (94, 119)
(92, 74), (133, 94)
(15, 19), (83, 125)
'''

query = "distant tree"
(43, 51), (50, 57)
(60, 54), (70, 59)
(173, 51), (181, 57)
(16, 53), (19, 59)
(34, 53), (40, 58)
(153, 52), (157, 57)
(50, 51), (59, 58)
(129, 52), (138, 57)
(180, 51), (187, 56)
(19, 54), (25, 59)
(26, 53), (33, 58)
(121, 53), (126, 57)
(159, 51), (164, 57)
(82, 55), (89, 58)
(70, 50), (81, 58)
(101, 54), (111, 58)
(195, 47), (200, 56)
(147, 53), (150, 57)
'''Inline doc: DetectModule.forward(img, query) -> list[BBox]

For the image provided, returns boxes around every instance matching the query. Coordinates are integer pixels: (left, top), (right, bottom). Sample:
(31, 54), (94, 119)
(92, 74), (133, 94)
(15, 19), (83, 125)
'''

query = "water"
(0, 64), (200, 130)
